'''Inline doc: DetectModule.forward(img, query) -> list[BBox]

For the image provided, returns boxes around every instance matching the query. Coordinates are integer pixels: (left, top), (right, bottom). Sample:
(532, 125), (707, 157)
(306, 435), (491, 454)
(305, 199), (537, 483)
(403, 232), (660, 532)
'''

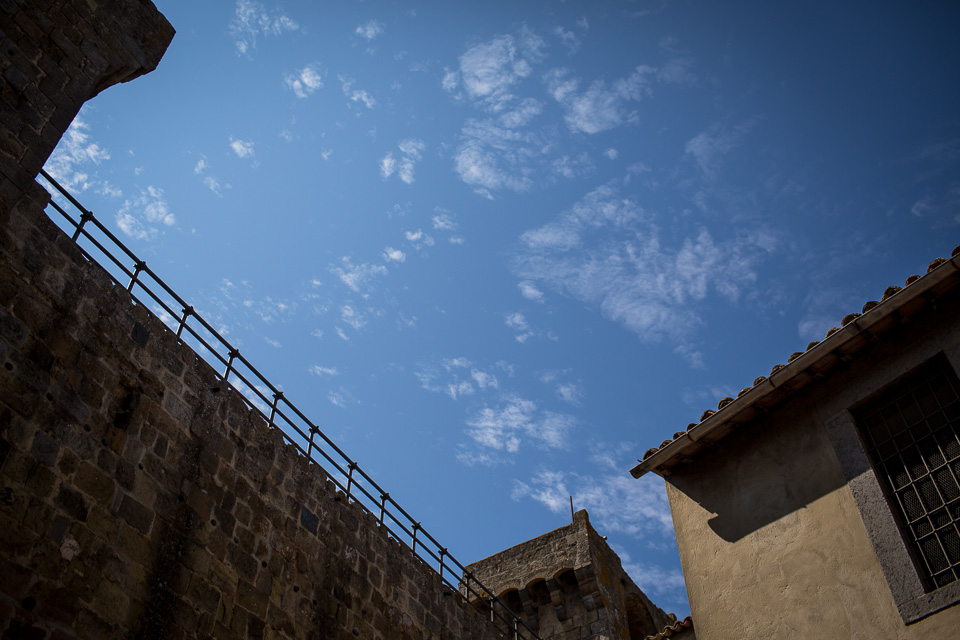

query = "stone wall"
(0, 1), (506, 638)
(0, 0), (175, 211)
(465, 511), (672, 639)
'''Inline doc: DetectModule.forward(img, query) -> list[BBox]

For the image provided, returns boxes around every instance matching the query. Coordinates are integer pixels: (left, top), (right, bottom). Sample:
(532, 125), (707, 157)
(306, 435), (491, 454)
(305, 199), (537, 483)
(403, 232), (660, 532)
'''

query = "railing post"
(127, 260), (146, 292)
(177, 305), (194, 338)
(268, 391), (283, 428)
(345, 462), (357, 501)
(411, 522), (421, 555)
(306, 425), (318, 461)
(438, 547), (447, 576)
(71, 210), (93, 241)
(514, 618), (519, 640)
(223, 349), (239, 382)
(378, 493), (389, 524)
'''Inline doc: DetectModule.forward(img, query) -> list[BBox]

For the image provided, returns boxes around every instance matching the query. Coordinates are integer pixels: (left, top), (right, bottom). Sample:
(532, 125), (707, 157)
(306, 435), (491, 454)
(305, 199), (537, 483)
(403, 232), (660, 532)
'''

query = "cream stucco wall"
(663, 294), (960, 639)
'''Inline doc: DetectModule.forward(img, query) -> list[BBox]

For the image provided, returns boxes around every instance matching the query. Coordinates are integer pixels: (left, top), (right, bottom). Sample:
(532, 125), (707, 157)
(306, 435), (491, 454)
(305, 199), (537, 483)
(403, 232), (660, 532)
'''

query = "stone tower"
(464, 510), (675, 639)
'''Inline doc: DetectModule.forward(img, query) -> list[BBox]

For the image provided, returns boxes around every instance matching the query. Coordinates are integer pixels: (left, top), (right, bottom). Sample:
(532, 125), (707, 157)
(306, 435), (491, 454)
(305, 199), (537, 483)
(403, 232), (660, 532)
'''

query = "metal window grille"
(854, 354), (960, 591)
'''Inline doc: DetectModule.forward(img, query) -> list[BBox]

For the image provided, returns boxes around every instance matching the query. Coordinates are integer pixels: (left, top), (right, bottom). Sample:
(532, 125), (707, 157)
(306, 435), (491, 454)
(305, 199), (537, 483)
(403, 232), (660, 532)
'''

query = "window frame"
(824, 352), (960, 623)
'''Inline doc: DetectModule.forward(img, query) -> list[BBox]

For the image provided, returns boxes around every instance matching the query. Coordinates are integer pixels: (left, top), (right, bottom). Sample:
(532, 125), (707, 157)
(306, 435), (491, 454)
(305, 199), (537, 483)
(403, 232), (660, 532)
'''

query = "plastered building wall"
(465, 511), (673, 639)
(664, 291), (960, 639)
(0, 2), (507, 638)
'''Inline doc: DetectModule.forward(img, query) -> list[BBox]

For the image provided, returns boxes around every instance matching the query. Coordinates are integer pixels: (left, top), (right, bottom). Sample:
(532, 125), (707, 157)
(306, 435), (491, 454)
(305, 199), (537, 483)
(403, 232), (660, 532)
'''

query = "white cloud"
(432, 212), (457, 230)
(405, 229), (435, 248)
(229, 0), (299, 55)
(43, 114), (113, 195)
(202, 175), (228, 196)
(380, 153), (397, 178)
(455, 29), (545, 112)
(355, 19), (384, 40)
(328, 387), (352, 407)
(285, 64), (323, 98)
(442, 69), (459, 93)
(553, 26), (580, 54)
(115, 186), (174, 241)
(194, 157), (207, 174)
(454, 119), (541, 197)
(512, 466), (674, 537)
(465, 396), (574, 456)
(471, 369), (499, 390)
(553, 153), (594, 179)
(340, 304), (366, 330)
(339, 75), (376, 108)
(604, 148), (619, 160)
(264, 337), (281, 348)
(309, 365), (338, 377)
(517, 280), (544, 302)
(335, 327), (350, 341)
(330, 257), (388, 294)
(381, 139), (425, 184)
(229, 137), (255, 159)
(685, 121), (754, 181)
(505, 312), (529, 331)
(382, 247), (406, 262)
(544, 60), (691, 135)
(557, 382), (583, 405)
(513, 182), (771, 355)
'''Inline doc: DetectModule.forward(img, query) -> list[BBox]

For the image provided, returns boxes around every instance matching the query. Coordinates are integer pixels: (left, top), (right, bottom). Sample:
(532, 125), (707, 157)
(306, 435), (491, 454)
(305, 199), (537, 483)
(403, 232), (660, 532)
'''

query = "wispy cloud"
(285, 64), (324, 98)
(340, 304), (366, 330)
(229, 0), (299, 56)
(43, 113), (115, 196)
(229, 137), (255, 159)
(309, 365), (338, 377)
(405, 229), (435, 249)
(461, 395), (574, 460)
(115, 186), (174, 241)
(544, 58), (693, 134)
(339, 75), (376, 109)
(685, 121), (754, 181)
(517, 280), (544, 302)
(513, 181), (772, 360)
(382, 246), (406, 262)
(505, 312), (534, 343)
(330, 257), (388, 294)
(355, 19), (384, 40)
(553, 26), (580, 54)
(416, 357), (503, 401)
(454, 118), (542, 197)
(380, 138), (425, 184)
(445, 28), (545, 112)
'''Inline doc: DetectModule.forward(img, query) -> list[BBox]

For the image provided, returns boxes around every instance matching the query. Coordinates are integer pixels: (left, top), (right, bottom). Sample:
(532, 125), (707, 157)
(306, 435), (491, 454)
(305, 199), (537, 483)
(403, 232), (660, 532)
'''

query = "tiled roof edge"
(631, 247), (960, 479)
(644, 615), (693, 640)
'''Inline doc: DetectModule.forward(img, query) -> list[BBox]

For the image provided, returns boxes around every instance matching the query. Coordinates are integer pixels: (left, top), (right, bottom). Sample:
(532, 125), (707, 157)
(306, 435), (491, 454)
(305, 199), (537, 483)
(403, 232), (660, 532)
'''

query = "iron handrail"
(36, 169), (538, 640)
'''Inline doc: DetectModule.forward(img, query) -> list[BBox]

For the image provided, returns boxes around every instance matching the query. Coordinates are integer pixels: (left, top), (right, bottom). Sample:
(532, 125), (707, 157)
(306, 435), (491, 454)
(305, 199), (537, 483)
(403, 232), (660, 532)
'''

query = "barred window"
(853, 354), (960, 591)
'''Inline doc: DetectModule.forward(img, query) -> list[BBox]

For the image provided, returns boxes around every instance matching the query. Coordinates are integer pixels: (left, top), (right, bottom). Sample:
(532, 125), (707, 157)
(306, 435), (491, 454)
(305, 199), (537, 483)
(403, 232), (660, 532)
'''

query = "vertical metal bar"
(379, 493), (389, 524)
(223, 349), (238, 382)
(438, 548), (446, 576)
(71, 210), (92, 241)
(411, 522), (420, 554)
(306, 425), (317, 462)
(346, 462), (356, 501)
(177, 305), (193, 338)
(268, 391), (283, 428)
(514, 618), (519, 640)
(127, 260), (145, 292)
(490, 599), (495, 623)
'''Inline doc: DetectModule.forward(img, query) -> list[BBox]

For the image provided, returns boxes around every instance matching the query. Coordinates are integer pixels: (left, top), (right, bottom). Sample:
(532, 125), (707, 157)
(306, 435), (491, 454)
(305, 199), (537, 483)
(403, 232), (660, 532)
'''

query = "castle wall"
(465, 511), (671, 639)
(0, 2), (505, 638)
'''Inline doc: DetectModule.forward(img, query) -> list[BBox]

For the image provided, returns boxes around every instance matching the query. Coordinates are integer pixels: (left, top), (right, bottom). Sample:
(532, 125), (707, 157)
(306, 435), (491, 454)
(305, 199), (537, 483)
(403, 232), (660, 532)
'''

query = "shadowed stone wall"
(0, 1), (506, 638)
(465, 511), (674, 639)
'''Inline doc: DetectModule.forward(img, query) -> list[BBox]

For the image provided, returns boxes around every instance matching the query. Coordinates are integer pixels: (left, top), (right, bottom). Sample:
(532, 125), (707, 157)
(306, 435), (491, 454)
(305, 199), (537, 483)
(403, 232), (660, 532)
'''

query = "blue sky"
(43, 0), (959, 616)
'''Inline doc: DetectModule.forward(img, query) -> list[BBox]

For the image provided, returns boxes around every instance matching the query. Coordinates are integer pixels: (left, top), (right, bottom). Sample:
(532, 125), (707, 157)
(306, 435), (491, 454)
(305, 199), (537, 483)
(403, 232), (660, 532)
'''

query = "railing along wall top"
(36, 169), (540, 640)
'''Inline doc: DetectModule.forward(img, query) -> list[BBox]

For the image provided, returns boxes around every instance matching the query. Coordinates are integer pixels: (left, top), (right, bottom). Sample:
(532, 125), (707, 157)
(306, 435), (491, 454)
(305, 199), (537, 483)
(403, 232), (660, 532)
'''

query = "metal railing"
(36, 168), (540, 640)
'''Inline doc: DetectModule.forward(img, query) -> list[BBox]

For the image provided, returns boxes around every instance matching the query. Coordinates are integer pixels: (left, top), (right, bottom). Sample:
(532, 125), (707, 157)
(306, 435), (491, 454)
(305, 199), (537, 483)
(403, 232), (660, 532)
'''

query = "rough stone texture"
(0, 0), (176, 214)
(663, 286), (960, 639)
(465, 511), (673, 639)
(0, 2), (506, 638)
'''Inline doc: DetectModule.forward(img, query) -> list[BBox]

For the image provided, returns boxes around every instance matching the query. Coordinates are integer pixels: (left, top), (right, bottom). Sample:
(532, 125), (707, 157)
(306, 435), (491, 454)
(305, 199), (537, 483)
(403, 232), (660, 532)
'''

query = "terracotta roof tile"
(644, 615), (694, 640)
(633, 246), (960, 473)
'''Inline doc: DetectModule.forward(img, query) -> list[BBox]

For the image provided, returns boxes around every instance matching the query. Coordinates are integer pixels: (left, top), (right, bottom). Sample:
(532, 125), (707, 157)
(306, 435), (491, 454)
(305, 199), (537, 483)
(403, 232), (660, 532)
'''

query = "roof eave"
(631, 255), (960, 479)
